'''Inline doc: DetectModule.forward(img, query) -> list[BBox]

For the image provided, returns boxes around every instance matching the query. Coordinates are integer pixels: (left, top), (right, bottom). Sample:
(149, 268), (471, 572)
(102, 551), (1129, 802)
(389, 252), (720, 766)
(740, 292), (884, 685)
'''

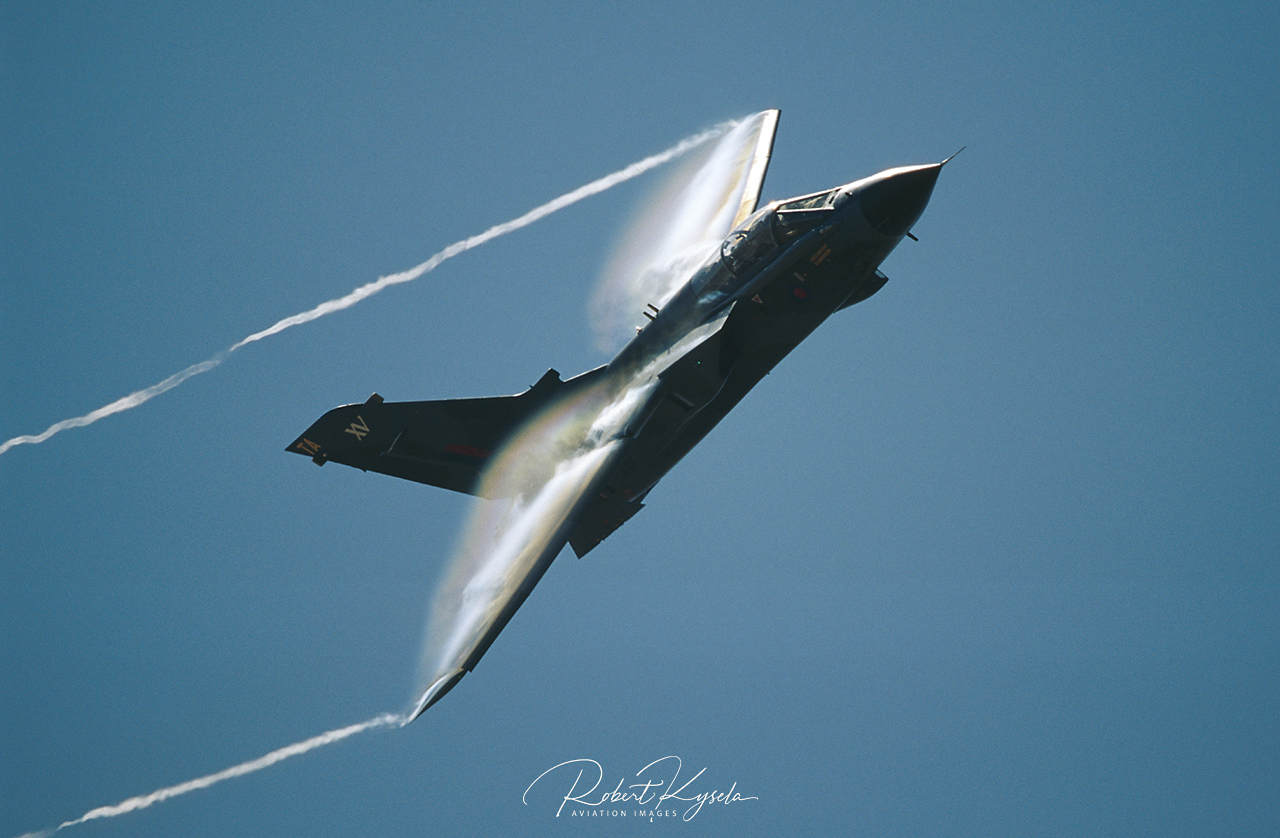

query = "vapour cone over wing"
(410, 375), (658, 720)
(590, 110), (778, 350)
(406, 112), (779, 721)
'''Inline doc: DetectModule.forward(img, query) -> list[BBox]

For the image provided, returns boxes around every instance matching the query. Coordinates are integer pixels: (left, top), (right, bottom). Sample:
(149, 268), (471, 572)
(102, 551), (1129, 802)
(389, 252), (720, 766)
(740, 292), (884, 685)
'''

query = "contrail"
(0, 121), (736, 458)
(36, 713), (404, 835)
(0, 356), (227, 455)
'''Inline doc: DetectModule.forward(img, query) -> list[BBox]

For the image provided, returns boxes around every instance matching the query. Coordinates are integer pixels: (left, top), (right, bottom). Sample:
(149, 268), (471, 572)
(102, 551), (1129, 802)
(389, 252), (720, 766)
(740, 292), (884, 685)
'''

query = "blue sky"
(3, 2), (1277, 836)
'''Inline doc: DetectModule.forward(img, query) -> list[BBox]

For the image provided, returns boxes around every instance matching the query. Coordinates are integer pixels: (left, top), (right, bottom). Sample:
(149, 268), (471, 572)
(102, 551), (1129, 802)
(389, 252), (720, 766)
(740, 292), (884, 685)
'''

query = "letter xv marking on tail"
(344, 415), (370, 441)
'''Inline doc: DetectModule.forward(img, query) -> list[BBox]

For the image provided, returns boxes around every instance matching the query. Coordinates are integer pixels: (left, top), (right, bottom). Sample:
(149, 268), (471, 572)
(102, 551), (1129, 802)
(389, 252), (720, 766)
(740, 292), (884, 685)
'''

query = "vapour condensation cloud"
(10, 116), (755, 838)
(412, 116), (775, 703)
(9, 115), (771, 838)
(0, 121), (738, 458)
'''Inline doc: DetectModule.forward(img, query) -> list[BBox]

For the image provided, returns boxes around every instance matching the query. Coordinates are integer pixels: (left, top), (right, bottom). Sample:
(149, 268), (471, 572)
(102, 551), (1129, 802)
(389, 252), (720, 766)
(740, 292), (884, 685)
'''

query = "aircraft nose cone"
(856, 164), (941, 237)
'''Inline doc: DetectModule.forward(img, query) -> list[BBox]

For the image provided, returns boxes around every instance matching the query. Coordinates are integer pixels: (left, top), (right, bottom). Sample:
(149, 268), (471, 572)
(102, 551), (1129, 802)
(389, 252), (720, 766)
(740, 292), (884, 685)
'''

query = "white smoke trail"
(44, 713), (403, 834)
(0, 355), (227, 456)
(0, 121), (738, 458)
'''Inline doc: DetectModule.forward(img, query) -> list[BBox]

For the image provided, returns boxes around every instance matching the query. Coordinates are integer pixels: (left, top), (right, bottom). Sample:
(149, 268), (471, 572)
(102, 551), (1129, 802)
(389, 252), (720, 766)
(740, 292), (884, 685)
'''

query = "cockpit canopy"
(692, 186), (844, 303)
(775, 187), (840, 212)
(721, 187), (842, 276)
(720, 209), (777, 277)
(773, 187), (840, 236)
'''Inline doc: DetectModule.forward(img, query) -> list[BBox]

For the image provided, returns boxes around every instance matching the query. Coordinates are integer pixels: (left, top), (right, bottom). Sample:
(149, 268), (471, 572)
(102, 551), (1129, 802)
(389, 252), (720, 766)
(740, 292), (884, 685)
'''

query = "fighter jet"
(287, 111), (948, 722)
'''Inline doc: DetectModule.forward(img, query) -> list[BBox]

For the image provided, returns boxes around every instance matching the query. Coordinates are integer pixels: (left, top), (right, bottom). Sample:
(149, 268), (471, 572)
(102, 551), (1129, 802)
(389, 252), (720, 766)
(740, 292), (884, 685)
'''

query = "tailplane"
(287, 366), (606, 498)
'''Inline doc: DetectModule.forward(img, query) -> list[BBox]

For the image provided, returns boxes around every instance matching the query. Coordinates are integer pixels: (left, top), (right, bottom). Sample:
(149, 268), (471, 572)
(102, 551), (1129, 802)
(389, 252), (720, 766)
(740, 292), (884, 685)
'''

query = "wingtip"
(405, 670), (467, 724)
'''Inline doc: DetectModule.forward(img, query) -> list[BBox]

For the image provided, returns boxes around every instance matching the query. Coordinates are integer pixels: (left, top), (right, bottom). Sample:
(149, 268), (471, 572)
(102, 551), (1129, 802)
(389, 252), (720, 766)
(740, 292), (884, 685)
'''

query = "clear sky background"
(3, 2), (1277, 836)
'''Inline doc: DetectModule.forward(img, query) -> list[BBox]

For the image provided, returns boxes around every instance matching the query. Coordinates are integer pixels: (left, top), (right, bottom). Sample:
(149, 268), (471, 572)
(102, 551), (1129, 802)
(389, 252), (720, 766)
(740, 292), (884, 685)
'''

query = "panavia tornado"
(288, 111), (949, 722)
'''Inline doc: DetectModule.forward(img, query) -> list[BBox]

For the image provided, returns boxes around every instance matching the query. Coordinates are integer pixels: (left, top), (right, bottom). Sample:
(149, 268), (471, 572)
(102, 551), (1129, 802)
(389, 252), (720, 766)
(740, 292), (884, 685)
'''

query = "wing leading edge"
(407, 376), (667, 722)
(728, 109), (779, 230)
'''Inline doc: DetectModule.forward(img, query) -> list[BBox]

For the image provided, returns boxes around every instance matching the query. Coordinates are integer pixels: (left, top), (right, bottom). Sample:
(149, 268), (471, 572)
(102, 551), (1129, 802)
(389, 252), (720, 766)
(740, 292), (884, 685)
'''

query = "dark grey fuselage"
(287, 160), (943, 718)
(567, 162), (942, 553)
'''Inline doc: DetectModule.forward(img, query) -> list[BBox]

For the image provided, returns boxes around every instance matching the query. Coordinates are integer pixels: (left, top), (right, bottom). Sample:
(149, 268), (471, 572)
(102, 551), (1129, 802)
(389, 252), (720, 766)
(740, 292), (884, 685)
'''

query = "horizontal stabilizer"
(287, 367), (606, 498)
